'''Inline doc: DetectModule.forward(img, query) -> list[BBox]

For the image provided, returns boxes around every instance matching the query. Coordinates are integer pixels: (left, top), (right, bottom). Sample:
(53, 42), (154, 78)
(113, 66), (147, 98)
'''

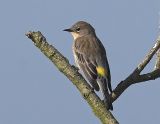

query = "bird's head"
(63, 21), (95, 40)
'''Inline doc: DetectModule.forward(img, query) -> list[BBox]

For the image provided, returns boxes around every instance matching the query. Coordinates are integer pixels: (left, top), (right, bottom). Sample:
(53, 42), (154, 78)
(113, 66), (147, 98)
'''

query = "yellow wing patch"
(96, 66), (106, 77)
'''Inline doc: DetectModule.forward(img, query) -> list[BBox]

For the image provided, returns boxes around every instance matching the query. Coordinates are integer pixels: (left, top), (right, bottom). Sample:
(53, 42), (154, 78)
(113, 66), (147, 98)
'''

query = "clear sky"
(0, 0), (160, 124)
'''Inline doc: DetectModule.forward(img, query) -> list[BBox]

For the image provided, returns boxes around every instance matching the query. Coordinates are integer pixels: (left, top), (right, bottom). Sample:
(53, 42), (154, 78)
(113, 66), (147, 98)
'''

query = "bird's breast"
(72, 45), (80, 68)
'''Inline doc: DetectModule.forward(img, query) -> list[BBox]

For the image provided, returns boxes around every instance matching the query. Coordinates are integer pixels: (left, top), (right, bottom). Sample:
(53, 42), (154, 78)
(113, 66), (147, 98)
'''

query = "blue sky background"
(0, 0), (160, 124)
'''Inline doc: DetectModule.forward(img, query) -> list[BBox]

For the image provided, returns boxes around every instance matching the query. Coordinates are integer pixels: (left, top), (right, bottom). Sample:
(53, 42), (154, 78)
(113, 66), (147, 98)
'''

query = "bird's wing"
(95, 38), (112, 93)
(74, 36), (112, 92)
(74, 50), (99, 91)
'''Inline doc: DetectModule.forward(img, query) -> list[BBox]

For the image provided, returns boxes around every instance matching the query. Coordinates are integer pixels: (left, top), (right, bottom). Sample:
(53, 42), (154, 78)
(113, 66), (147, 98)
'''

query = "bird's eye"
(76, 27), (80, 32)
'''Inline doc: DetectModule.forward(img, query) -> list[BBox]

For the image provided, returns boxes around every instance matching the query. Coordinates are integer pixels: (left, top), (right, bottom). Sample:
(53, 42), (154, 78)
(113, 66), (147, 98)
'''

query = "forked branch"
(111, 35), (160, 102)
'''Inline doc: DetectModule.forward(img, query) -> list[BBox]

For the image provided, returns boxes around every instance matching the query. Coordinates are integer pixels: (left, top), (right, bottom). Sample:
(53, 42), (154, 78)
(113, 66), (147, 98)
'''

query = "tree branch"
(111, 36), (160, 102)
(26, 31), (118, 124)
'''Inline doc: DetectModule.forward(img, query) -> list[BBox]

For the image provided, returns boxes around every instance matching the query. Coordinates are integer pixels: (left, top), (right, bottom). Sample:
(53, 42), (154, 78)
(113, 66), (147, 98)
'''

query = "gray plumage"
(64, 21), (113, 110)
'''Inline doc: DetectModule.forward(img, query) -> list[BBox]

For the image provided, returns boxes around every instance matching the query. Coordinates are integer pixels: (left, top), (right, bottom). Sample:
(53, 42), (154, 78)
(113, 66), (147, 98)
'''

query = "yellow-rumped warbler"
(64, 21), (113, 110)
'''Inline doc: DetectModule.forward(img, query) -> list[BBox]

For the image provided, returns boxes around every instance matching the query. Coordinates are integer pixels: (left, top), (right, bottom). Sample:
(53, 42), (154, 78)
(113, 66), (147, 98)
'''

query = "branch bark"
(155, 49), (160, 69)
(26, 31), (160, 124)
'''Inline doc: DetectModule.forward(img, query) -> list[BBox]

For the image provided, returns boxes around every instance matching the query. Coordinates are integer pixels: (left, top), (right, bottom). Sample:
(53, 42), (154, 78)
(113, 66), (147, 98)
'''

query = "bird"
(63, 21), (113, 110)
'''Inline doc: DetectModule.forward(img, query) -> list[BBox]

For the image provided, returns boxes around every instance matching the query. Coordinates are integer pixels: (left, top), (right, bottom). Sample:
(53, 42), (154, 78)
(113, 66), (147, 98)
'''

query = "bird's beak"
(63, 28), (73, 32)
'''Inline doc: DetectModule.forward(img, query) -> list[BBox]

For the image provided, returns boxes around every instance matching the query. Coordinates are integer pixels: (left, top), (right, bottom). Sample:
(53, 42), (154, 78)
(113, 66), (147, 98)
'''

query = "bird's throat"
(71, 32), (80, 40)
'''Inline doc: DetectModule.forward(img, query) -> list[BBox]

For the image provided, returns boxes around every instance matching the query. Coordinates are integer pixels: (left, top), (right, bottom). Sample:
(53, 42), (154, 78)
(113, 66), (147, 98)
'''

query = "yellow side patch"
(96, 66), (106, 76)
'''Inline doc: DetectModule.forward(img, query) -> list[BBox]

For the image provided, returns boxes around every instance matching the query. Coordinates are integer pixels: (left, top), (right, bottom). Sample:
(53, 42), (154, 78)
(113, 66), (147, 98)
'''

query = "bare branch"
(111, 36), (160, 102)
(26, 31), (119, 124)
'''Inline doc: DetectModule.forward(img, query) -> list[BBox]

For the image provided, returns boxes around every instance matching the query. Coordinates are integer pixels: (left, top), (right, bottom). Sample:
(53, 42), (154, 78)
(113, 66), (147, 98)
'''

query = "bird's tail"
(97, 78), (113, 110)
(103, 91), (113, 110)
